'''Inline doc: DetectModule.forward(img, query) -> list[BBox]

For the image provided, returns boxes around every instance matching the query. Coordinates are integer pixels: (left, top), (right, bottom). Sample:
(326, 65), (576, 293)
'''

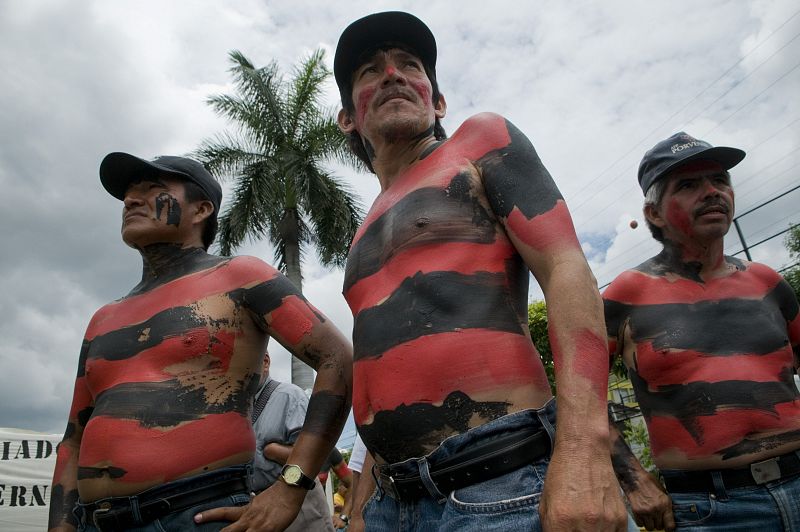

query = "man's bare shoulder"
(603, 268), (648, 304)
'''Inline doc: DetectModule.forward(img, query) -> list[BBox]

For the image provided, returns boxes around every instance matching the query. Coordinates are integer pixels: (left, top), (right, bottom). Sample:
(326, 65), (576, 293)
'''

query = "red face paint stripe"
(505, 201), (582, 253)
(268, 296), (319, 346)
(78, 413), (254, 483)
(345, 241), (516, 314)
(635, 345), (795, 387)
(87, 257), (277, 337)
(352, 330), (547, 423)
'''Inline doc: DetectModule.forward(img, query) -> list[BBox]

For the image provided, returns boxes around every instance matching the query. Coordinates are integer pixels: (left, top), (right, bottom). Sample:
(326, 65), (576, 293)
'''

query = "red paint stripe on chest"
(505, 200), (581, 253)
(636, 344), (795, 387)
(647, 404), (800, 461)
(84, 329), (238, 397)
(345, 241), (516, 315)
(352, 330), (548, 423)
(604, 265), (779, 305)
(79, 413), (254, 483)
(87, 261), (273, 339)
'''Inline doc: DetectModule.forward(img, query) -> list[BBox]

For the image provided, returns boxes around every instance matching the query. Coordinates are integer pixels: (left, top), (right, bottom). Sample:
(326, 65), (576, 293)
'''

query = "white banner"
(0, 428), (60, 531)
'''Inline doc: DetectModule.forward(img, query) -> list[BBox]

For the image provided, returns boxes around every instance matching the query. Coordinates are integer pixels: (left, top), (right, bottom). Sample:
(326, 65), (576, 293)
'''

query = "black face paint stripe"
(357, 391), (510, 463)
(479, 119), (563, 219)
(155, 192), (182, 226)
(352, 270), (526, 360)
(344, 172), (496, 292)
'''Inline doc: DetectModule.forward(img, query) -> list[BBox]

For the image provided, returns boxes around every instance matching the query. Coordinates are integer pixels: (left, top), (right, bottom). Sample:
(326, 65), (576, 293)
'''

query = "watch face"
(283, 465), (302, 484)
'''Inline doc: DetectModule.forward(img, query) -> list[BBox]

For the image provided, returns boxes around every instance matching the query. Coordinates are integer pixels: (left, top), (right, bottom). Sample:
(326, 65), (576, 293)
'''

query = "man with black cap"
(604, 132), (800, 530)
(335, 11), (627, 531)
(49, 153), (353, 531)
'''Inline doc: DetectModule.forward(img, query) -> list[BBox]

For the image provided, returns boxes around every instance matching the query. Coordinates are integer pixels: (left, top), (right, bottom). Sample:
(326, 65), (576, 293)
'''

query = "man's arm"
(479, 114), (626, 531)
(49, 341), (94, 532)
(333, 470), (359, 529)
(197, 269), (353, 532)
(347, 452), (376, 532)
(603, 288), (674, 531)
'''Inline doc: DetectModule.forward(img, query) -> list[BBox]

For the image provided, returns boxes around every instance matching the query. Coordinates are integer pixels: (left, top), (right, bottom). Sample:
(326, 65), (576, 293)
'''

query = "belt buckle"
(92, 501), (113, 531)
(750, 457), (781, 484)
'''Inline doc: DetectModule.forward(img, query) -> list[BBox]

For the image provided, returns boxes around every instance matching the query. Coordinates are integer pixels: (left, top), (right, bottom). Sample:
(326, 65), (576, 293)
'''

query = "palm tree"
(195, 49), (363, 391)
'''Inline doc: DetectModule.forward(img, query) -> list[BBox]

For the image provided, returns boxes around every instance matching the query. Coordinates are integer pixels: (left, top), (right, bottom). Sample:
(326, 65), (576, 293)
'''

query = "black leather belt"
(375, 426), (550, 501)
(81, 471), (249, 531)
(664, 449), (800, 493)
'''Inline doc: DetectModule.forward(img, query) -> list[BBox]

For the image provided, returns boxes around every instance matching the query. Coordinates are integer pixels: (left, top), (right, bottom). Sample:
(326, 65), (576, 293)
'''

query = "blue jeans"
(75, 465), (252, 531)
(363, 400), (556, 532)
(662, 469), (800, 531)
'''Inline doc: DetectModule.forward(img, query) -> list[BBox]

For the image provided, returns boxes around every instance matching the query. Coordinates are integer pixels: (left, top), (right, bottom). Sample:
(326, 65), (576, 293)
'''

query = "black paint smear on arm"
(478, 119), (563, 220)
(229, 275), (325, 330)
(610, 434), (642, 493)
(303, 391), (348, 441)
(48, 485), (79, 528)
(357, 391), (510, 463)
(344, 172), (496, 291)
(351, 270), (525, 360)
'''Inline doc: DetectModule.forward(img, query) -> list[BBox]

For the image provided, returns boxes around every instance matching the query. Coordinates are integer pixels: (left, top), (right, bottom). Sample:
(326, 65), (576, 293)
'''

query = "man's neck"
(656, 238), (730, 282)
(130, 243), (217, 295)
(369, 127), (442, 190)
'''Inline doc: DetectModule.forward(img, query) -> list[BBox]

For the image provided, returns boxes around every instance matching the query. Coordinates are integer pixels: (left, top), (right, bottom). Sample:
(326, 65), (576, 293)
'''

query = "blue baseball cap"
(638, 132), (745, 194)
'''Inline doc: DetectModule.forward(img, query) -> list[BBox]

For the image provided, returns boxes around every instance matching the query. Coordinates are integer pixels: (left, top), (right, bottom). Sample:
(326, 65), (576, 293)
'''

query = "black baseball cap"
(99, 152), (222, 215)
(638, 132), (745, 194)
(334, 11), (437, 100)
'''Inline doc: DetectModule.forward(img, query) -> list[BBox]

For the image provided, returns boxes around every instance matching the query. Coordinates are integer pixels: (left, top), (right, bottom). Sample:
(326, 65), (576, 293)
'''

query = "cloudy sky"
(1, 1), (798, 450)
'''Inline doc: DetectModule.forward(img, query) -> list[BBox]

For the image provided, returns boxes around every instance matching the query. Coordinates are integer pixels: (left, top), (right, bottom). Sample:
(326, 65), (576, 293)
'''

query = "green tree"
(784, 224), (800, 301)
(195, 49), (364, 391)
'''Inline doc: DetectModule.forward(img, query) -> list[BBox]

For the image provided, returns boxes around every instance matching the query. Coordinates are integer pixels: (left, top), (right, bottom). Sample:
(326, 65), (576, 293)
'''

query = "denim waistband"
(375, 399), (556, 501)
(76, 463), (252, 512)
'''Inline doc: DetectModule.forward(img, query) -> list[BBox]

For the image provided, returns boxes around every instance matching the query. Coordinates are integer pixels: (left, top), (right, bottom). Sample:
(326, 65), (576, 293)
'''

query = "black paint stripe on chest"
(87, 306), (207, 362)
(344, 172), (496, 292)
(357, 391), (510, 464)
(631, 367), (799, 444)
(91, 378), (253, 428)
(352, 270), (525, 360)
(606, 295), (789, 355)
(717, 428), (800, 460)
(478, 119), (563, 219)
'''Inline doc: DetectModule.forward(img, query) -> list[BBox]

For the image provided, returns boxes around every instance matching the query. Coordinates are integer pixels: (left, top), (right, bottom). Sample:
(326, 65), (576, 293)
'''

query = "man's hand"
(194, 481), (305, 532)
(332, 514), (348, 529)
(540, 446), (628, 531)
(347, 512), (366, 532)
(626, 472), (675, 531)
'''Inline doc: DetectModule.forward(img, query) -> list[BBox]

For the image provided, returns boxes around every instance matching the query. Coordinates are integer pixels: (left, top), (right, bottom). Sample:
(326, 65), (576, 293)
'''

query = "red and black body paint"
(345, 113), (592, 463)
(604, 252), (800, 467)
(50, 250), (345, 528)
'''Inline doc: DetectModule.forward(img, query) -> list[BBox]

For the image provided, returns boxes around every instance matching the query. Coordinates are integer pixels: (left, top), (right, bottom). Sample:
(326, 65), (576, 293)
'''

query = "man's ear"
(434, 93), (447, 119)
(192, 200), (215, 225)
(643, 204), (666, 229)
(337, 108), (356, 134)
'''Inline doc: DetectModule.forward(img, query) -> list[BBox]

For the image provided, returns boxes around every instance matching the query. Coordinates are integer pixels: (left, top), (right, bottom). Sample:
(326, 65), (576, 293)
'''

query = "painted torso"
(70, 254), (321, 501)
(344, 114), (555, 463)
(604, 254), (800, 470)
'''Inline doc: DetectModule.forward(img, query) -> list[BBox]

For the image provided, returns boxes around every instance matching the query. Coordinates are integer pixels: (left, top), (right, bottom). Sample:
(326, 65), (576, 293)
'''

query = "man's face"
(647, 160), (735, 244)
(341, 48), (445, 142)
(120, 175), (198, 249)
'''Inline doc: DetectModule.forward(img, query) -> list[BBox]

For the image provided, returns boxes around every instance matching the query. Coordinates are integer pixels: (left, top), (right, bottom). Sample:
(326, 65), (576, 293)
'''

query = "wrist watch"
(339, 514), (350, 523)
(280, 464), (316, 490)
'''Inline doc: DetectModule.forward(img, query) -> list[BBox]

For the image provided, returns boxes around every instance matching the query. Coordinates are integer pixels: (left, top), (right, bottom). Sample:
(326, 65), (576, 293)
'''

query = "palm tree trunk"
(280, 208), (314, 392)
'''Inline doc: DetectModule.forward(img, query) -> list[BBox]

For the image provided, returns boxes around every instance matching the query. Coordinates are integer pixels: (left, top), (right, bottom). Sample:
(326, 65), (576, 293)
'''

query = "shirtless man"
(334, 11), (626, 531)
(604, 132), (800, 530)
(48, 153), (352, 531)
